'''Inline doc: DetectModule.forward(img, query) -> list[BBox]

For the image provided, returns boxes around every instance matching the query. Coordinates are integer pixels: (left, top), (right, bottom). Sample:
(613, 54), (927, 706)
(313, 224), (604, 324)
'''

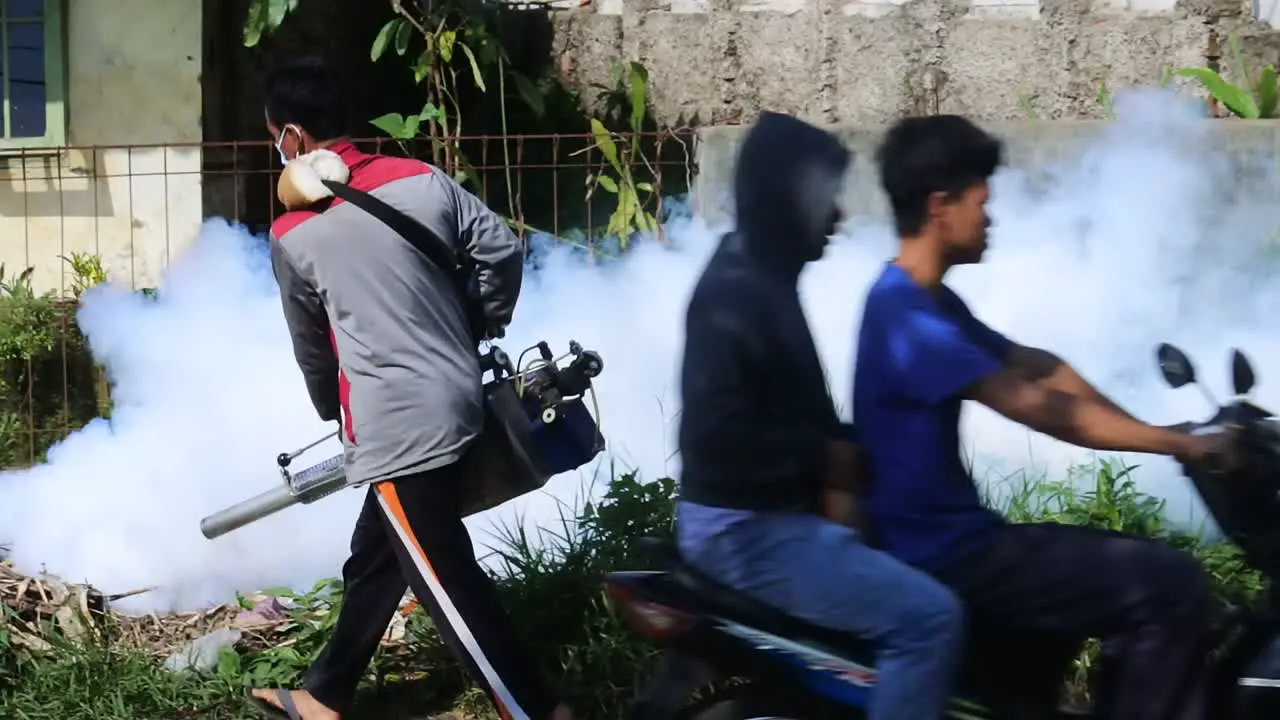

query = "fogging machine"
(199, 340), (605, 540)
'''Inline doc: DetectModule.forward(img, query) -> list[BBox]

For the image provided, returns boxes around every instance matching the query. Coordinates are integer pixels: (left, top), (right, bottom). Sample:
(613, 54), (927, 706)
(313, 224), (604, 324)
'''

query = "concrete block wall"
(546, 0), (1280, 125)
(691, 118), (1280, 224)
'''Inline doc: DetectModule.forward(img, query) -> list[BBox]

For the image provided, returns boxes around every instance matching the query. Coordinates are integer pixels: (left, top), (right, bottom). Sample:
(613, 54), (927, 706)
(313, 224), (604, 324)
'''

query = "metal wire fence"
(0, 129), (699, 469)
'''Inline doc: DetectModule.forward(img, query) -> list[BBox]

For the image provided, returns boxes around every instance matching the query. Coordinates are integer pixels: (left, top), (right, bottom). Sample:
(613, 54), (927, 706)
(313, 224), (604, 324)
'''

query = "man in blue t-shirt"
(853, 115), (1232, 720)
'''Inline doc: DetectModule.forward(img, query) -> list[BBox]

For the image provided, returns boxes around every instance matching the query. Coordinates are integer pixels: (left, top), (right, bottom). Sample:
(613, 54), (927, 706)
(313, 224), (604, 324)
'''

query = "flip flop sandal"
(247, 688), (302, 720)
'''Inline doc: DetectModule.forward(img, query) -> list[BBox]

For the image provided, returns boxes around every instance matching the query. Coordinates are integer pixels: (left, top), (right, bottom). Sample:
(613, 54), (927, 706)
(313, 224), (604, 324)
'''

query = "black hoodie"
(678, 112), (852, 512)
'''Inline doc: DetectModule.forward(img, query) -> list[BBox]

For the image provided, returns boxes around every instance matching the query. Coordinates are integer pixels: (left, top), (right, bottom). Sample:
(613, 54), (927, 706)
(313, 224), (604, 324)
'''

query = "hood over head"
(732, 111), (851, 271)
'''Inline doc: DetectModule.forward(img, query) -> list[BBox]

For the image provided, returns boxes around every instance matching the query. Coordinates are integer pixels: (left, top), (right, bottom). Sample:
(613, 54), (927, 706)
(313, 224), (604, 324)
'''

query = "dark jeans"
(302, 460), (558, 719)
(931, 522), (1211, 720)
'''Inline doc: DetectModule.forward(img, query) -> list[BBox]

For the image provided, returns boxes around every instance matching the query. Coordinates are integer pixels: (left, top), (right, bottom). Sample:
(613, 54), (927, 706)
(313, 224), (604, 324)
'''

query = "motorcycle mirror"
(1231, 348), (1256, 396)
(1156, 343), (1196, 389)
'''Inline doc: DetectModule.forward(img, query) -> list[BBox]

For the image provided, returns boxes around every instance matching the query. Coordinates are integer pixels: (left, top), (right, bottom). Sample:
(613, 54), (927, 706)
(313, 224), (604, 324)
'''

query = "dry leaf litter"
(1, 559), (416, 664)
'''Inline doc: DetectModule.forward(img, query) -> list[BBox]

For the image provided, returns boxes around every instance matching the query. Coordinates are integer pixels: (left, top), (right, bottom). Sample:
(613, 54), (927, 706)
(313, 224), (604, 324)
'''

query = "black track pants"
(303, 460), (559, 719)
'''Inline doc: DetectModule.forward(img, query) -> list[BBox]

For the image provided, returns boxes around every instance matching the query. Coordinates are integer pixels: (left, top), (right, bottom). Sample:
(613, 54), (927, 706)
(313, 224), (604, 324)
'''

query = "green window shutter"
(0, 0), (66, 150)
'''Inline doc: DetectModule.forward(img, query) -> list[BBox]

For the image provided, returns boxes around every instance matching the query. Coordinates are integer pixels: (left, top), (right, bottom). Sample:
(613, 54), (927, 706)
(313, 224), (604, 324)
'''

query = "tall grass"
(0, 464), (1263, 719)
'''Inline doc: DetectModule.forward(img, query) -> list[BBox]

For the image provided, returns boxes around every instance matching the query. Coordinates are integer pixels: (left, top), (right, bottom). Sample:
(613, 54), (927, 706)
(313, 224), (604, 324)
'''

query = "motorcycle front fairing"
(1185, 410), (1280, 717)
(1182, 410), (1280, 582)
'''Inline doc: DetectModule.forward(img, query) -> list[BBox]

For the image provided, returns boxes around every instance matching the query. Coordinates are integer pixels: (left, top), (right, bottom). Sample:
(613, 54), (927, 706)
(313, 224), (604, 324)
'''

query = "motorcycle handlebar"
(1180, 411), (1280, 479)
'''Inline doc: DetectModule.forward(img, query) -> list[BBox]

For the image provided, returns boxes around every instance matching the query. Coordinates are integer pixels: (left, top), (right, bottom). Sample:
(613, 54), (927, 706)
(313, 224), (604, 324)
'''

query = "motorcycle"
(604, 343), (1280, 719)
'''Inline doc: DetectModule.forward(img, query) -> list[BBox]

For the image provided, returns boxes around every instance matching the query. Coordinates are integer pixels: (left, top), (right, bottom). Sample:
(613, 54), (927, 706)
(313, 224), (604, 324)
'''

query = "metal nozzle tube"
(200, 454), (348, 540)
(199, 484), (301, 539)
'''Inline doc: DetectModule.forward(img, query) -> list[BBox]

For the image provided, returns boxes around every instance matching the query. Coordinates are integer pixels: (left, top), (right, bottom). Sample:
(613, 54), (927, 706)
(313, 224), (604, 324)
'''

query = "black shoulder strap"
(321, 179), (487, 343)
(321, 179), (466, 281)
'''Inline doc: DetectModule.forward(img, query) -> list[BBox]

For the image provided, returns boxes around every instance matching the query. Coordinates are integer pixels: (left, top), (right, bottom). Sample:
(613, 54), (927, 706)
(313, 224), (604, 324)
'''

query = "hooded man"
(249, 57), (572, 720)
(674, 111), (965, 720)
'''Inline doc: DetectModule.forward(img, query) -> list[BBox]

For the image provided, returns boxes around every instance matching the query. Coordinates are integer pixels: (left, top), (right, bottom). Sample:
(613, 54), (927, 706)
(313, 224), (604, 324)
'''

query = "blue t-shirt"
(853, 263), (1012, 571)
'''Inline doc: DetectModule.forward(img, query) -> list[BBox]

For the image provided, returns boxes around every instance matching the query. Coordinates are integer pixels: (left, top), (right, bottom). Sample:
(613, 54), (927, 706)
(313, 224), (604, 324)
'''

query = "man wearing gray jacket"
(249, 57), (572, 720)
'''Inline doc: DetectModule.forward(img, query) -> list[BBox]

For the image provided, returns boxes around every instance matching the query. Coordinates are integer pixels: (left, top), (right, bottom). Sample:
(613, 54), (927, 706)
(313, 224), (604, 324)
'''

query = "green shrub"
(0, 266), (100, 468)
(0, 257), (124, 470)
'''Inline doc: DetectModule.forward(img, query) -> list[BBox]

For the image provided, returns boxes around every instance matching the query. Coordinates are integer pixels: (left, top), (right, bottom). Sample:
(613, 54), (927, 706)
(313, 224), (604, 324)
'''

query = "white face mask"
(275, 126), (294, 166)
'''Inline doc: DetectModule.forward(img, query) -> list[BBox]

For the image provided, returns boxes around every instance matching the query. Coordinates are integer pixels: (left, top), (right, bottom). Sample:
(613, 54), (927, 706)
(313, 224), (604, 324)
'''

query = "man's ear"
(280, 123), (309, 157)
(293, 126), (310, 155)
(924, 190), (950, 220)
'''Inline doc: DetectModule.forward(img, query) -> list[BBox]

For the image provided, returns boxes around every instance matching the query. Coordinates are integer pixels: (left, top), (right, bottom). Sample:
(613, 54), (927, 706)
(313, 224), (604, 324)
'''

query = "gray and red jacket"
(269, 141), (524, 486)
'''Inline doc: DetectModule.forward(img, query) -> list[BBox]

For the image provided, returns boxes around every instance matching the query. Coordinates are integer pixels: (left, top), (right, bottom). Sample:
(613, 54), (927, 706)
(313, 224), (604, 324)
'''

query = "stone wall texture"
(544, 0), (1280, 124)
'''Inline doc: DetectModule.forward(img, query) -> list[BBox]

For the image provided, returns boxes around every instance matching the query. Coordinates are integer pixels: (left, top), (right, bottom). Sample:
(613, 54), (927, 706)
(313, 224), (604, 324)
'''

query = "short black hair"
(876, 115), (1003, 236)
(264, 56), (350, 142)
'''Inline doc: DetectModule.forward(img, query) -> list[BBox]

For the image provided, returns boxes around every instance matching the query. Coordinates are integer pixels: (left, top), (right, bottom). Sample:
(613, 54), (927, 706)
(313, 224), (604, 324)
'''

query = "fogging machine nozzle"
(199, 340), (605, 540)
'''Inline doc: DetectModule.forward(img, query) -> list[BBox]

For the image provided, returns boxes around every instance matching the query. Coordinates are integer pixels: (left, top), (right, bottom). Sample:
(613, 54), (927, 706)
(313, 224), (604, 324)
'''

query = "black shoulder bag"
(321, 180), (559, 514)
(320, 180), (488, 344)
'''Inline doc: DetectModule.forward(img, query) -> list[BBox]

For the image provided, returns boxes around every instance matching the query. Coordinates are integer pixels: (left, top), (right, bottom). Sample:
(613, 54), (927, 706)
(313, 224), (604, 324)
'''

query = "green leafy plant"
(1176, 34), (1279, 119)
(1096, 79), (1115, 121)
(364, 4), (553, 229)
(58, 252), (113, 418)
(0, 411), (19, 466)
(58, 252), (108, 300)
(1017, 93), (1042, 121)
(0, 263), (105, 467)
(215, 579), (347, 689)
(584, 61), (660, 249)
(368, 11), (494, 184)
(242, 0), (301, 48)
(0, 265), (58, 366)
(369, 103), (447, 143)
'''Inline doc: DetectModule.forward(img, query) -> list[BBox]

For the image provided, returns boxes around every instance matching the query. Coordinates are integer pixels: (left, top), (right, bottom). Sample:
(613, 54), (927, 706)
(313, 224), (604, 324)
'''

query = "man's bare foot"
(249, 688), (341, 720)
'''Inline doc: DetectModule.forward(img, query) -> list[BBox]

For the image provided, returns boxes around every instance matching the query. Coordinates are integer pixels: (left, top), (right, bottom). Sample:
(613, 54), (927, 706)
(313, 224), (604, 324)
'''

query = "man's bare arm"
(965, 368), (1195, 459)
(1006, 345), (1138, 421)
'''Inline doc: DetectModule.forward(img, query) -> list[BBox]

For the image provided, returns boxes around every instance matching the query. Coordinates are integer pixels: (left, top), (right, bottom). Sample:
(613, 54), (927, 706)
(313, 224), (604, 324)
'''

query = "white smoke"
(2, 88), (1278, 613)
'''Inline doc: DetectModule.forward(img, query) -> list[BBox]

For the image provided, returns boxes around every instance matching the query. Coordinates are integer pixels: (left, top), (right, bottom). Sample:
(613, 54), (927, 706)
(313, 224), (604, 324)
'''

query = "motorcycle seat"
(635, 536), (877, 661)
